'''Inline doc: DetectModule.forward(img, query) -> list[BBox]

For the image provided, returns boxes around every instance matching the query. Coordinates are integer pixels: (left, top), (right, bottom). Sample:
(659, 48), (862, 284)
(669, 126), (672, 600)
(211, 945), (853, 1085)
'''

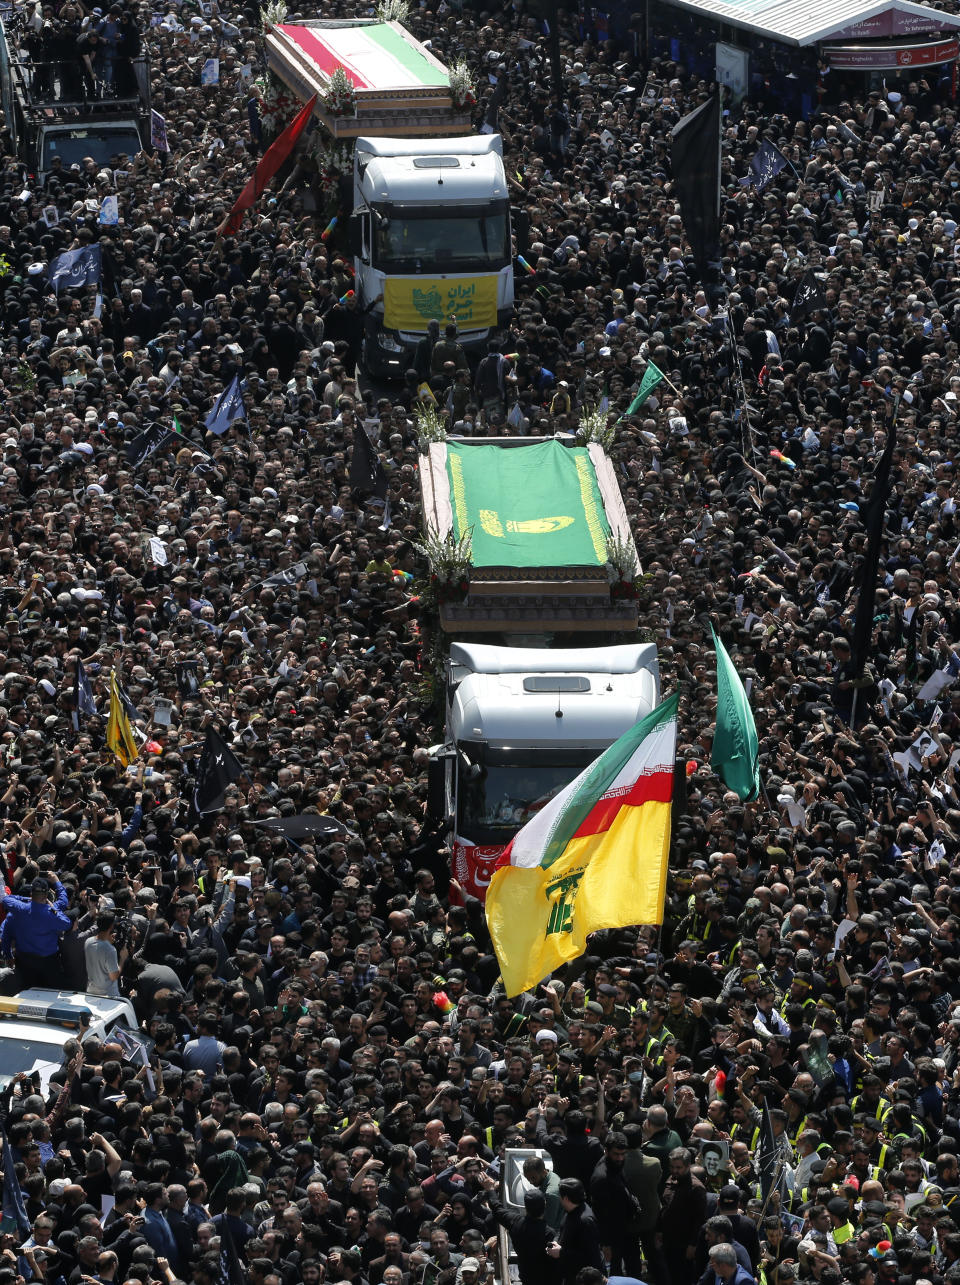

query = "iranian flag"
(277, 22), (448, 91)
(485, 694), (678, 997)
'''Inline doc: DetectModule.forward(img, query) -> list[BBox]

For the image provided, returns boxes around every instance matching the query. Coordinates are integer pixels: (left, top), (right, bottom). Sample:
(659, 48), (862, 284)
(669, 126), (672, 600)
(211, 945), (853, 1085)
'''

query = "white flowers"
(376, 0), (411, 26)
(576, 403), (616, 450)
(416, 405), (448, 453)
(322, 66), (357, 118)
(259, 0), (287, 28)
(605, 532), (639, 584)
(447, 59), (474, 109)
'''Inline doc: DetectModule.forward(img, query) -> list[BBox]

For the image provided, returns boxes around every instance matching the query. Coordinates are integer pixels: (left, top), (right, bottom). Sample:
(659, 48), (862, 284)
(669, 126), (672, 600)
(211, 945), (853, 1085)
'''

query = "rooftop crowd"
(0, 2), (957, 1285)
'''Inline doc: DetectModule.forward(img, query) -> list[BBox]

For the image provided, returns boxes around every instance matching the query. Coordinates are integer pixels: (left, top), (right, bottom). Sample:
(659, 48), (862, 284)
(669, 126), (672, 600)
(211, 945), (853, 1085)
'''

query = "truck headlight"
(378, 333), (405, 353)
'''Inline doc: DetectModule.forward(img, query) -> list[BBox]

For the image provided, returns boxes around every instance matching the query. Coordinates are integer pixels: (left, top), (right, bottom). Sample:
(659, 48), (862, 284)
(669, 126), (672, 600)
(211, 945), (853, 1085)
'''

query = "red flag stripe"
(571, 769), (674, 839)
(222, 94), (317, 237)
(278, 25), (371, 89)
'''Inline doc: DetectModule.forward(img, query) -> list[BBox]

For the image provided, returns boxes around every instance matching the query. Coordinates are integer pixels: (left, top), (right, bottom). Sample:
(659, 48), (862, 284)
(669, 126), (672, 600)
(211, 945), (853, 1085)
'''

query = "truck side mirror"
(348, 212), (363, 258)
(426, 755), (446, 821)
(511, 206), (530, 256)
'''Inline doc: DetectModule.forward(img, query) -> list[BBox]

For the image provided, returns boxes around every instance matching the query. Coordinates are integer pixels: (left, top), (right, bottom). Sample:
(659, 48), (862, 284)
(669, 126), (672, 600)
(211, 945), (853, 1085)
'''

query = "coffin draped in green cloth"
(445, 440), (610, 569)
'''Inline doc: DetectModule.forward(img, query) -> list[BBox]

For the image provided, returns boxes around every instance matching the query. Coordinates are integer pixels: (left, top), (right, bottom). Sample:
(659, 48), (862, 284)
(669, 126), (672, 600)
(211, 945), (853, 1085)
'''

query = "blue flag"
(74, 659), (97, 729)
(205, 374), (246, 436)
(1, 1125), (29, 1237)
(739, 139), (788, 192)
(48, 245), (101, 294)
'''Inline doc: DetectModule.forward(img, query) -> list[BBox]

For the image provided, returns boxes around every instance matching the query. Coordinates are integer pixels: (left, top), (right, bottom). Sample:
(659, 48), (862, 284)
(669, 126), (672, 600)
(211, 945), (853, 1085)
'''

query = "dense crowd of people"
(0, 2), (959, 1285)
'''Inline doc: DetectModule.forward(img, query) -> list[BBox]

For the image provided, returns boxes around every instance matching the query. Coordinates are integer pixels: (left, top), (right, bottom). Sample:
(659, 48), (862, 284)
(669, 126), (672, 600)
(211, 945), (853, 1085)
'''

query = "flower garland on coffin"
(447, 59), (475, 109)
(321, 66), (357, 119)
(606, 532), (641, 602)
(253, 73), (299, 140)
(312, 137), (354, 201)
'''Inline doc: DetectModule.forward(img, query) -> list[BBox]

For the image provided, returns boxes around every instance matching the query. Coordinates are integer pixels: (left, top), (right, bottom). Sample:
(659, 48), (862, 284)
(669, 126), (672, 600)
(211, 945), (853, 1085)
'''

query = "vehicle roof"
(448, 656), (660, 748)
(358, 148), (507, 204)
(0, 1020), (76, 1047)
(357, 135), (503, 157)
(449, 642), (658, 676)
(14, 988), (136, 1027)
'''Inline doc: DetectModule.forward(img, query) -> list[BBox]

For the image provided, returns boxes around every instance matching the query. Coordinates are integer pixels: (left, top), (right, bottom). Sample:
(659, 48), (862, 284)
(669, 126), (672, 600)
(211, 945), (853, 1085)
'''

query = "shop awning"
(657, 0), (960, 47)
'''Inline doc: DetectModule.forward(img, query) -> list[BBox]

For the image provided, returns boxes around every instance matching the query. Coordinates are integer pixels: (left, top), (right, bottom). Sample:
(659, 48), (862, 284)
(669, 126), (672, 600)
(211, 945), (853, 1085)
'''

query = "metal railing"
(7, 53), (150, 113)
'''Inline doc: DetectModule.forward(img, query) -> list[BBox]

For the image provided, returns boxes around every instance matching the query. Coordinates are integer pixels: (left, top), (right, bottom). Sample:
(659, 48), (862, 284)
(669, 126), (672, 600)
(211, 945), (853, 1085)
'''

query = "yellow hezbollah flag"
(383, 275), (498, 332)
(106, 670), (139, 768)
(485, 694), (678, 997)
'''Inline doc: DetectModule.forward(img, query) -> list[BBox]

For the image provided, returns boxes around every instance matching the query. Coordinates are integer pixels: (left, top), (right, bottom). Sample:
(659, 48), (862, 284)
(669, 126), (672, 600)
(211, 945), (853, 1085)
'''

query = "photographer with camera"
(1, 873), (70, 989)
(84, 911), (127, 999)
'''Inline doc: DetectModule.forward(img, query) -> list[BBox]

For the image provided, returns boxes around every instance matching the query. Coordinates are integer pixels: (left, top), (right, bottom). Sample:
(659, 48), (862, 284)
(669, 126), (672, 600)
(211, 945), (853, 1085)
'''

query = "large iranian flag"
(278, 22), (448, 91)
(485, 694), (679, 997)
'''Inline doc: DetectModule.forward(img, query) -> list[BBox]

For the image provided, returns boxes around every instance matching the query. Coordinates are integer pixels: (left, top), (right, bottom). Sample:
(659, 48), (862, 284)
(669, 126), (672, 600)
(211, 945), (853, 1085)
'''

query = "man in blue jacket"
(1, 875), (70, 988)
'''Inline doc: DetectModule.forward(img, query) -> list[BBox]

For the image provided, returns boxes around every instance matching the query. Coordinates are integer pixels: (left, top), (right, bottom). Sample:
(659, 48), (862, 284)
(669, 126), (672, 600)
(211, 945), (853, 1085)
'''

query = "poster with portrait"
(698, 1139), (730, 1180)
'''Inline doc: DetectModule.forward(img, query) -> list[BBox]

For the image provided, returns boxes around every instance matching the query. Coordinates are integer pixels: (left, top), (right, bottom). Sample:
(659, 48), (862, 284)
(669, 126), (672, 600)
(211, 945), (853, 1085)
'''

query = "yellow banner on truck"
(383, 275), (498, 331)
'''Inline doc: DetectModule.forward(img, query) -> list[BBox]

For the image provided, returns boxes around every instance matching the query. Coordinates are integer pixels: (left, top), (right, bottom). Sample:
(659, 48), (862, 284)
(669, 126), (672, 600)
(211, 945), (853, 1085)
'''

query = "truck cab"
(0, 15), (148, 180)
(352, 135), (515, 377)
(435, 643), (661, 898)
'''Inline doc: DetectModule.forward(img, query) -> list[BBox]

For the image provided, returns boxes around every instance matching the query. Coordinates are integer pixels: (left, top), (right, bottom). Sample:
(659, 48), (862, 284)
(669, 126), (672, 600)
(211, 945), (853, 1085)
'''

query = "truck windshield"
(374, 204), (509, 272)
(43, 127), (142, 171)
(457, 748), (598, 845)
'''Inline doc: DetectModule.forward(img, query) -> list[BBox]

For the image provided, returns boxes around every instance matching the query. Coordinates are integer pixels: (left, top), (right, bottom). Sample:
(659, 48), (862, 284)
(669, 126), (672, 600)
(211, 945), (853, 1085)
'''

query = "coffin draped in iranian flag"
(264, 19), (473, 137)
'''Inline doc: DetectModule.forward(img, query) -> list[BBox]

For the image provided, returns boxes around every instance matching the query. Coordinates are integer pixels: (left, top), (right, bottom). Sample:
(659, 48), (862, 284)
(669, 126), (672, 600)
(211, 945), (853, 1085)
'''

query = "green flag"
(710, 625), (760, 801)
(173, 414), (184, 434)
(625, 362), (664, 416)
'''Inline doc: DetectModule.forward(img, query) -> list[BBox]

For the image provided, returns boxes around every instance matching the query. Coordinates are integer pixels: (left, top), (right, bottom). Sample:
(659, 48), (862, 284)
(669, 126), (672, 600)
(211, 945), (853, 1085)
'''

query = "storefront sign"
(822, 37), (959, 69)
(716, 41), (749, 102)
(827, 10), (946, 40)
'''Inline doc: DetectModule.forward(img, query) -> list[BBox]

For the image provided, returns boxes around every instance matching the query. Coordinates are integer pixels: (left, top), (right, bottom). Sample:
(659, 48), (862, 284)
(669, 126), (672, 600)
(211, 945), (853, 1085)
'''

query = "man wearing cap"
(596, 982), (631, 1030)
(2, 873), (70, 988)
(715, 1187), (760, 1271)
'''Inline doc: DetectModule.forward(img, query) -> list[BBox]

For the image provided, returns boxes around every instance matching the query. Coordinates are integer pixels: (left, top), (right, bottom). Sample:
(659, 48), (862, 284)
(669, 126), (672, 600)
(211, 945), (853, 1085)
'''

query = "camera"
(113, 914), (133, 951)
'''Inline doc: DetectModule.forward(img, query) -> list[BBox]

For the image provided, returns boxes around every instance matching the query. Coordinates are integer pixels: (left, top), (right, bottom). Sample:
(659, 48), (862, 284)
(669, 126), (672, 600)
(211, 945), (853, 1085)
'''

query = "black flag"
(214, 1210), (247, 1285)
(194, 727), (245, 814)
(851, 405), (897, 678)
(257, 561), (309, 590)
(126, 423), (178, 468)
(349, 426), (388, 500)
(790, 269), (828, 322)
(254, 814), (350, 840)
(670, 90), (721, 269)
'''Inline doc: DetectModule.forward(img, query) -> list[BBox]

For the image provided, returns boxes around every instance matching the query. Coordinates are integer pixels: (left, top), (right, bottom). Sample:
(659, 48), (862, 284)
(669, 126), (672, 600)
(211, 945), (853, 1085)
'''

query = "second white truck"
(432, 643), (661, 899)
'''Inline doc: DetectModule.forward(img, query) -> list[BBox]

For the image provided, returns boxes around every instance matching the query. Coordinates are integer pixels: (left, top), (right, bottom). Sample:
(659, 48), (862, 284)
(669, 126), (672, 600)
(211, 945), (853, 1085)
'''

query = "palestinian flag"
(485, 694), (678, 997)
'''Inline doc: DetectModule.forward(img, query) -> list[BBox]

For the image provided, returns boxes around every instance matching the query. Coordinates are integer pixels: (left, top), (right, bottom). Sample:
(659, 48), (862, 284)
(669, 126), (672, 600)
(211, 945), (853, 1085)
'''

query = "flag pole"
(848, 391), (900, 729)
(725, 311), (760, 466)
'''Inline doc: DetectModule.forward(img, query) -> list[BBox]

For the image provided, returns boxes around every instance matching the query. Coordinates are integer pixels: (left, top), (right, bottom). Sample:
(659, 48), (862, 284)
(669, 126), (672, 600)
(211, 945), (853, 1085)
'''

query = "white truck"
(351, 135), (515, 377)
(431, 643), (661, 899)
(263, 19), (518, 379)
(0, 990), (142, 1090)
